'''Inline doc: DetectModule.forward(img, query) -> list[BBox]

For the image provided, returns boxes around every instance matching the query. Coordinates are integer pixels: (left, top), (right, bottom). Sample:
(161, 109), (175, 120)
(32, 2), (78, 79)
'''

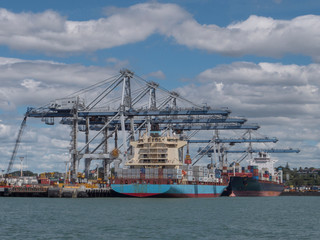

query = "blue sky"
(1, 0), (320, 172)
(0, 0), (317, 87)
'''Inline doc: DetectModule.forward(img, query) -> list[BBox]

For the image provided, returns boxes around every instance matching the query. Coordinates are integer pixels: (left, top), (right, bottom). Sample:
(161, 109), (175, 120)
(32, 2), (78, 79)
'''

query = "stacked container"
(114, 165), (222, 183)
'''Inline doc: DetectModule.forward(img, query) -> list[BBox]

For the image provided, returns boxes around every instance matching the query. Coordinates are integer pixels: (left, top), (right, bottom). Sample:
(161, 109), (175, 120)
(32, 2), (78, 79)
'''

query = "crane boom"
(188, 137), (278, 144)
(225, 149), (300, 153)
(197, 147), (300, 154)
(7, 116), (27, 174)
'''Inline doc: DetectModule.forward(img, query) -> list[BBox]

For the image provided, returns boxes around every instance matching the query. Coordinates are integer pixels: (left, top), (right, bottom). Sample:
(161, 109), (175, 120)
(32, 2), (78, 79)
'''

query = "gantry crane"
(6, 116), (27, 174)
(8, 69), (298, 182)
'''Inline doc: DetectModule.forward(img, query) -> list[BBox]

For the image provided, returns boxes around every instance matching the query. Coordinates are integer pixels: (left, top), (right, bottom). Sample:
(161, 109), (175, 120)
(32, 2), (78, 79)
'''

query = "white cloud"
(0, 3), (189, 54)
(143, 70), (166, 80)
(106, 58), (129, 69)
(0, 4), (319, 59)
(0, 57), (165, 172)
(0, 121), (12, 140)
(177, 62), (320, 167)
(0, 57), (122, 109)
(0, 119), (76, 172)
(2, 58), (320, 171)
(195, 62), (320, 118)
(171, 14), (320, 60)
(21, 79), (42, 90)
(194, 62), (320, 110)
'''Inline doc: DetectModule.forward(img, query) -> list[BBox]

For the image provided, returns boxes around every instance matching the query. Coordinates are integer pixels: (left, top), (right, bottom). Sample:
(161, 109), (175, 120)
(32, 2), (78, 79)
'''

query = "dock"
(0, 186), (112, 198)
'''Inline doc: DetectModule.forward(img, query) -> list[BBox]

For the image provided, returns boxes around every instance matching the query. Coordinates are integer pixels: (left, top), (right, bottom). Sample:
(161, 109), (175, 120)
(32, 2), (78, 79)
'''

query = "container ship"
(222, 152), (284, 197)
(110, 127), (227, 198)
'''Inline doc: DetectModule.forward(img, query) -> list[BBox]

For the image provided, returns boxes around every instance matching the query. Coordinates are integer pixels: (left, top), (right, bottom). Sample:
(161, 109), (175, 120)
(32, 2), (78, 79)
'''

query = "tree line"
(278, 164), (320, 186)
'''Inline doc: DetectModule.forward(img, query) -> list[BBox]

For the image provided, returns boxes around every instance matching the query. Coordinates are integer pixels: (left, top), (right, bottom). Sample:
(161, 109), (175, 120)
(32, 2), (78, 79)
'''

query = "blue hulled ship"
(110, 126), (227, 198)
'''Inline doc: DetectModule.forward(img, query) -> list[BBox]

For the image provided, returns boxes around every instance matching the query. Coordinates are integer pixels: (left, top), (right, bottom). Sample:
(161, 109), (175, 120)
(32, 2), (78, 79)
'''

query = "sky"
(1, 0), (320, 173)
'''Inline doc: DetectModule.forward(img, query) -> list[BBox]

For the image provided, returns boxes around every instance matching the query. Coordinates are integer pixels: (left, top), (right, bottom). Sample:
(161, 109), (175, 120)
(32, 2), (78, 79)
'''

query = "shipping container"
(167, 169), (174, 174)
(41, 179), (50, 185)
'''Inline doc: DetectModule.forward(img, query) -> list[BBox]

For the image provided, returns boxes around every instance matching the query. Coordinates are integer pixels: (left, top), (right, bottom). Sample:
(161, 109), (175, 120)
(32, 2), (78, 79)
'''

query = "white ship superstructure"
(126, 133), (187, 168)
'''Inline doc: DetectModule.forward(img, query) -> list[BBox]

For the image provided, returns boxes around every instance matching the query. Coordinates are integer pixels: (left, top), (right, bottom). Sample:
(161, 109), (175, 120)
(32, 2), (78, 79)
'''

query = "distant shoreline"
(280, 191), (320, 196)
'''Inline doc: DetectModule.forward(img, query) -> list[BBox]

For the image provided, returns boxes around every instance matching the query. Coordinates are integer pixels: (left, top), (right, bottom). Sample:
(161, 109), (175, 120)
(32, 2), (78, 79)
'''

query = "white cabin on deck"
(49, 97), (85, 110)
(249, 152), (278, 176)
(125, 133), (187, 169)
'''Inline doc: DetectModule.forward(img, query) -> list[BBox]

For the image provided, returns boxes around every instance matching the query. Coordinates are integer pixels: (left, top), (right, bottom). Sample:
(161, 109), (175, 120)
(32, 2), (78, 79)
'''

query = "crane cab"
(49, 97), (85, 111)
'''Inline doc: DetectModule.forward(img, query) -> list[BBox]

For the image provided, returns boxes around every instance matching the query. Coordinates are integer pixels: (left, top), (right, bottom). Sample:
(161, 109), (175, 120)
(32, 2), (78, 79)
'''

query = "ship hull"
(226, 176), (284, 197)
(111, 183), (227, 198)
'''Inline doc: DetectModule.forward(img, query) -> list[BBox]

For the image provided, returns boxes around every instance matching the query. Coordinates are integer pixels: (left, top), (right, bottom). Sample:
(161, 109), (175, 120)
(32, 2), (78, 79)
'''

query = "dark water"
(0, 197), (319, 240)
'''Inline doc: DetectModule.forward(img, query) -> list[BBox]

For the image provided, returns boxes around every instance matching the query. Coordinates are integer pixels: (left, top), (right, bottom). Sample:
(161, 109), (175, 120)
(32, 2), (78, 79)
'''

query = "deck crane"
(6, 116), (27, 174)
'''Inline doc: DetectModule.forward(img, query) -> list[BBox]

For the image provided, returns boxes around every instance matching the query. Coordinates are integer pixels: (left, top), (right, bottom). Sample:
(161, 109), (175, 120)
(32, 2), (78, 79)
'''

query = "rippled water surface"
(0, 197), (319, 239)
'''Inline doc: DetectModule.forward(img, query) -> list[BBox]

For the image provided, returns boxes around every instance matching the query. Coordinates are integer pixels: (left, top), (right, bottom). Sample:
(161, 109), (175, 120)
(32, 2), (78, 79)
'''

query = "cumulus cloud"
(0, 3), (189, 54)
(171, 14), (320, 60)
(189, 62), (320, 113)
(106, 58), (130, 69)
(0, 57), (169, 112)
(177, 62), (320, 166)
(0, 4), (319, 59)
(1, 58), (320, 171)
(143, 70), (166, 80)
(0, 57), (121, 109)
(0, 117), (87, 172)
(0, 57), (168, 172)
(0, 121), (12, 140)
(21, 79), (42, 90)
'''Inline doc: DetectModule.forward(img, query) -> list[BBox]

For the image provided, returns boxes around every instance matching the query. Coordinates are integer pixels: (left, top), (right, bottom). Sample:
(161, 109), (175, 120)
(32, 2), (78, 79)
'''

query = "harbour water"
(0, 197), (319, 239)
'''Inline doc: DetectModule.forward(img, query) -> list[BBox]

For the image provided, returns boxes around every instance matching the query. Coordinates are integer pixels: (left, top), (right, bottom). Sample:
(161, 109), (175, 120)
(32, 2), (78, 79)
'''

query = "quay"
(280, 191), (320, 196)
(0, 186), (112, 198)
